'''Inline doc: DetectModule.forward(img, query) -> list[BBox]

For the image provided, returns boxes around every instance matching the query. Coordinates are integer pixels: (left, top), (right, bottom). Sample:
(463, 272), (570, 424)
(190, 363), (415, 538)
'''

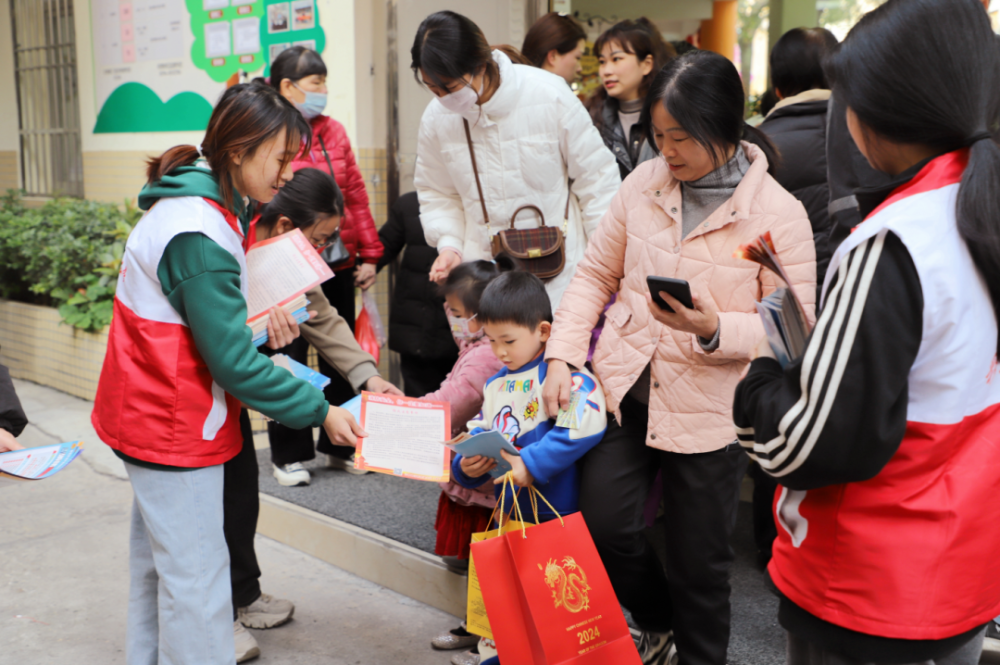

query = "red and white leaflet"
(354, 392), (451, 482)
(245, 228), (333, 323)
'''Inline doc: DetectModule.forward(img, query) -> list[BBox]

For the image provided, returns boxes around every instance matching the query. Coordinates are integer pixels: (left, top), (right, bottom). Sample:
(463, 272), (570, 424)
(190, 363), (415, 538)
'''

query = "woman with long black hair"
(733, 1), (1000, 664)
(586, 18), (675, 180)
(544, 50), (815, 665)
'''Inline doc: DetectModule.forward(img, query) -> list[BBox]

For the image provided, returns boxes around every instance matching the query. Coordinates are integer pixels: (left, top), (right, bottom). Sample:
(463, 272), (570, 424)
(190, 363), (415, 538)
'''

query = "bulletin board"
(90, 0), (326, 133)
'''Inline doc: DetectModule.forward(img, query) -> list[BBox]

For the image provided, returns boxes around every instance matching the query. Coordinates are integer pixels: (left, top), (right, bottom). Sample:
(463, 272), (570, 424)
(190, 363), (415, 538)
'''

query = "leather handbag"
(317, 135), (352, 269)
(464, 120), (568, 280)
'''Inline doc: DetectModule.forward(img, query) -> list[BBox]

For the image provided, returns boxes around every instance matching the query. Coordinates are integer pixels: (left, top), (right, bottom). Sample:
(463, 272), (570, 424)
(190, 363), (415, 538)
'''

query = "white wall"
(318, 0), (358, 145)
(354, 0), (387, 150)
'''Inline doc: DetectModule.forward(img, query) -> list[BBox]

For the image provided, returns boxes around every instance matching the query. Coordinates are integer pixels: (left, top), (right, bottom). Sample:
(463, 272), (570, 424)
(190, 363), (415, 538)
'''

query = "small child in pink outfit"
(420, 259), (514, 561)
(424, 258), (513, 656)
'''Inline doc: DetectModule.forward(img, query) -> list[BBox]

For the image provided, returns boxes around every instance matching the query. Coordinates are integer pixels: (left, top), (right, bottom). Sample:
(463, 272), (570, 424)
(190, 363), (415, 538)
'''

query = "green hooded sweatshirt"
(117, 164), (329, 470)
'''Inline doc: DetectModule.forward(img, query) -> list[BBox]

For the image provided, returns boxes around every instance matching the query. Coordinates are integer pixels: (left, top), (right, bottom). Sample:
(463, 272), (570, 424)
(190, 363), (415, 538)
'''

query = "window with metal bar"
(10, 0), (83, 198)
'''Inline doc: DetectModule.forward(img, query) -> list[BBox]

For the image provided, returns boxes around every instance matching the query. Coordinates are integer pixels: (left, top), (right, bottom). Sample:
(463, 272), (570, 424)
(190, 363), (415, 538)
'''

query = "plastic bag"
(355, 290), (386, 364)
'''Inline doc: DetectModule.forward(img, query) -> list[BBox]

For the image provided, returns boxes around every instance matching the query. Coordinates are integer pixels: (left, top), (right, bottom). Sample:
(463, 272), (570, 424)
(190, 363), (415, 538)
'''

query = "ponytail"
(143, 83), (306, 213)
(826, 0), (1000, 351)
(957, 135), (1000, 353)
(146, 145), (200, 184)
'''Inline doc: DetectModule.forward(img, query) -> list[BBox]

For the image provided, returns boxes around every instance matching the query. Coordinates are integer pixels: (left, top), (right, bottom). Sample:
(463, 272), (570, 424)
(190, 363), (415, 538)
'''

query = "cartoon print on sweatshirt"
(458, 356), (608, 518)
(523, 397), (540, 421)
(492, 405), (521, 445)
(571, 373), (602, 418)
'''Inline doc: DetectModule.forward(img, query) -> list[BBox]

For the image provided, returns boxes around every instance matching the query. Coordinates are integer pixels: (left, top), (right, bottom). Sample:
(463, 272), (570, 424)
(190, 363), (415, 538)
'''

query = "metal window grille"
(9, 0), (83, 198)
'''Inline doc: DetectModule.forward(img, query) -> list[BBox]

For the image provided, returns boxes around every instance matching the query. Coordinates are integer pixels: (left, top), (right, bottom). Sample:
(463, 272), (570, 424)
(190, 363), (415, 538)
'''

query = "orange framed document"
(353, 392), (451, 482)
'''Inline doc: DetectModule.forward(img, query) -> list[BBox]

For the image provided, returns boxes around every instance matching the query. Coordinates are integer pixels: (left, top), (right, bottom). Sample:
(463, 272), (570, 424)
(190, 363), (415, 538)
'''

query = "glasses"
(309, 228), (339, 252)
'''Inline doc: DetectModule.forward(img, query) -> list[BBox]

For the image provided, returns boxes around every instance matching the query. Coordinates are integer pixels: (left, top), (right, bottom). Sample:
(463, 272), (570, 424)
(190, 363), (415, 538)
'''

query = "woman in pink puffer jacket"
(543, 51), (816, 665)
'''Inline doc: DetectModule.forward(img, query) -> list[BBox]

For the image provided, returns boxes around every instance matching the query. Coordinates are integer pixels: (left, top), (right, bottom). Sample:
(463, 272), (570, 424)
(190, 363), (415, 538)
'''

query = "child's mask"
(448, 312), (483, 343)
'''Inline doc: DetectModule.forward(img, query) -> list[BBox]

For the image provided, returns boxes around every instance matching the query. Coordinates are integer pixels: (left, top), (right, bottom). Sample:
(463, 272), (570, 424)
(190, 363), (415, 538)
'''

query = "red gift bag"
(472, 486), (641, 665)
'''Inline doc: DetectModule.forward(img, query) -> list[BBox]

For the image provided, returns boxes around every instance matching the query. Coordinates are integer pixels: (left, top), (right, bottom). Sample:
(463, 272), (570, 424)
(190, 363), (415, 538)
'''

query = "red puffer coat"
(290, 115), (383, 270)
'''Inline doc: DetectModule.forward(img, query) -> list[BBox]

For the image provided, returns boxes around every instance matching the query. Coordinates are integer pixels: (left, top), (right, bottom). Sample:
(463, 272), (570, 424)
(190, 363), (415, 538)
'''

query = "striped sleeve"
(732, 230), (923, 490)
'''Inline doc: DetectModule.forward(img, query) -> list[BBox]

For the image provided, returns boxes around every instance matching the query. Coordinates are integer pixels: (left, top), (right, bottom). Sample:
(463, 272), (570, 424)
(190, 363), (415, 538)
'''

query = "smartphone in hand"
(647, 276), (693, 313)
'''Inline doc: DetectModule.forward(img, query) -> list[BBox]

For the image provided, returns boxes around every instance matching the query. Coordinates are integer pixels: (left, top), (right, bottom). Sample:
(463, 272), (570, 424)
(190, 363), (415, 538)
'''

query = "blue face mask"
(293, 82), (327, 120)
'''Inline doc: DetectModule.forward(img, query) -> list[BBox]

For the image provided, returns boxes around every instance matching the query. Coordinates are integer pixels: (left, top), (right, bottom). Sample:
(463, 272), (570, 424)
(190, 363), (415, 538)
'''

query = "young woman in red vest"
(734, 1), (1000, 664)
(266, 46), (386, 479)
(92, 82), (365, 665)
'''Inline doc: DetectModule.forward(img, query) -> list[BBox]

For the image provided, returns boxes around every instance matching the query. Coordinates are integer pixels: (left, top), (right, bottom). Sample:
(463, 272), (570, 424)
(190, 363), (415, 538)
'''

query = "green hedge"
(0, 190), (140, 332)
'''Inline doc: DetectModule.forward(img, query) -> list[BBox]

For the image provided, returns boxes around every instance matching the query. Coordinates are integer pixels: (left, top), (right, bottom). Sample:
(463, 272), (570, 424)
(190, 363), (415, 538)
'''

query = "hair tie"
(967, 131), (992, 146)
(196, 143), (204, 157)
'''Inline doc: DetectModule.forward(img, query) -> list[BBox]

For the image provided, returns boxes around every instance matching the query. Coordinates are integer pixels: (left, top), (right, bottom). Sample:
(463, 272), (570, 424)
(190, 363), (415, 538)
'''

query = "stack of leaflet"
(244, 228), (333, 347)
(733, 232), (811, 367)
(271, 352), (331, 390)
(251, 296), (311, 347)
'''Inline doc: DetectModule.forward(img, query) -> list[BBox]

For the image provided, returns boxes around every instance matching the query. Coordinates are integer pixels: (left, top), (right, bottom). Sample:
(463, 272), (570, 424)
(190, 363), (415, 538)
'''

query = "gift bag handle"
(490, 473), (566, 540)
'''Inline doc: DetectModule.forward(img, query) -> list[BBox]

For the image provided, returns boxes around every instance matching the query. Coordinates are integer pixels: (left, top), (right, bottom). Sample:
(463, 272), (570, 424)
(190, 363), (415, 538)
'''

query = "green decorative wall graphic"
(186, 0), (325, 83)
(90, 1), (325, 134)
(94, 83), (213, 134)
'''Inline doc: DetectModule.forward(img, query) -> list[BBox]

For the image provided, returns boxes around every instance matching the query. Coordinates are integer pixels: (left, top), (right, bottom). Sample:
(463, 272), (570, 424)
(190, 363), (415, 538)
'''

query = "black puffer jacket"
(761, 96), (834, 300)
(377, 192), (458, 360)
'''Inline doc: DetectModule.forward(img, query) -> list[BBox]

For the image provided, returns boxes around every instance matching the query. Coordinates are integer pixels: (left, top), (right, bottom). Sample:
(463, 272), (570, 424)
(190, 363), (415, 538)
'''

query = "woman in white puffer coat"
(412, 10), (620, 309)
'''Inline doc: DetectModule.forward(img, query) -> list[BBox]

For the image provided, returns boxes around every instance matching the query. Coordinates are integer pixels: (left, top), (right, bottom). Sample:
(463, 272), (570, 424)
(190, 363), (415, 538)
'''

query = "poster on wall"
(91, 0), (326, 133)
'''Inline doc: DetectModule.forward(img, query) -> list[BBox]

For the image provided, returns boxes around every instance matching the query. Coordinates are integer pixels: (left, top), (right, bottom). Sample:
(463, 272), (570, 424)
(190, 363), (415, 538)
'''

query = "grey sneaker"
(234, 620), (260, 663)
(272, 462), (310, 486)
(431, 622), (479, 650)
(325, 453), (370, 475)
(984, 617), (1000, 655)
(238, 592), (295, 629)
(637, 629), (676, 665)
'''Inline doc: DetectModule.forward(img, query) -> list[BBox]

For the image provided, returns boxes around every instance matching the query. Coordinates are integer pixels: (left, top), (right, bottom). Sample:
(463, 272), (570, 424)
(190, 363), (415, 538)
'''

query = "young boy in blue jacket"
(453, 271), (607, 523)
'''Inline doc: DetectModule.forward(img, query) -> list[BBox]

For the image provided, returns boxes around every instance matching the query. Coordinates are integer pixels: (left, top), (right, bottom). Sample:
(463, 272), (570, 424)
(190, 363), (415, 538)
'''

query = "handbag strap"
(318, 135), (335, 177)
(463, 119), (491, 230)
(465, 119), (572, 236)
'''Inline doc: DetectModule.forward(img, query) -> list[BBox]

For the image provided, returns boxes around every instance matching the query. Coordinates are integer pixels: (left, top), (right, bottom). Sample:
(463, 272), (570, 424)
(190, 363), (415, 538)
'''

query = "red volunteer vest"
(769, 151), (1000, 639)
(92, 197), (247, 467)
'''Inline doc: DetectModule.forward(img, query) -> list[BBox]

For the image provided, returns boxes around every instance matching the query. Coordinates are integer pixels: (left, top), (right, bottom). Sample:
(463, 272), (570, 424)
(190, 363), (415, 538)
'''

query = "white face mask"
(448, 311), (483, 342)
(438, 78), (483, 115)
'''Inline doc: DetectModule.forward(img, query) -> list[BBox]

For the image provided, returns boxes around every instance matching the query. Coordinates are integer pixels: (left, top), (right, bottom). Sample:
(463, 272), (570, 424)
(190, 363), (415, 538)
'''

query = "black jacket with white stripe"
(733, 229), (922, 490)
(732, 155), (996, 662)
(733, 160), (927, 490)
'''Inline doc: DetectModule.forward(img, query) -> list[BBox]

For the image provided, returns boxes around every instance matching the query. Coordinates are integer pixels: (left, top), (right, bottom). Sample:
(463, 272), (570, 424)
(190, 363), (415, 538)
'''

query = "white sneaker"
(325, 453), (370, 475)
(238, 592), (295, 629)
(272, 462), (310, 486)
(234, 620), (260, 663)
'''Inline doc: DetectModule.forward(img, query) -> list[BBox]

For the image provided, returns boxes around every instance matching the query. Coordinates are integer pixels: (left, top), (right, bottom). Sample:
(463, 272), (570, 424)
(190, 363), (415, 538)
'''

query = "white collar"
(457, 50), (519, 129)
